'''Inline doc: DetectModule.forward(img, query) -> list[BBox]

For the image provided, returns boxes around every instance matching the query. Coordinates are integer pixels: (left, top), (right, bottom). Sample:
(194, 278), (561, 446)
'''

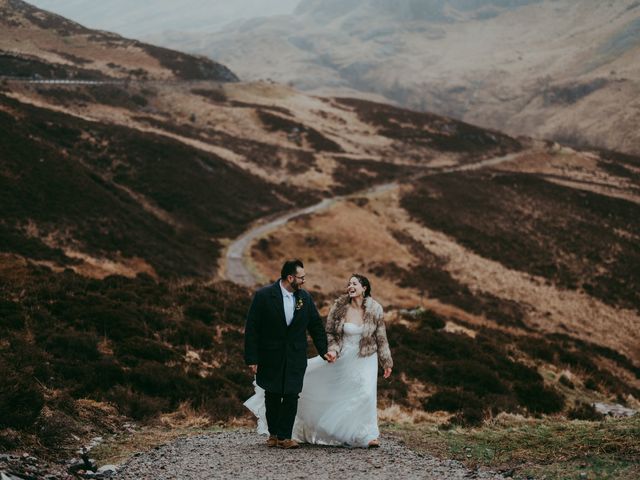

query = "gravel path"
(115, 430), (505, 480)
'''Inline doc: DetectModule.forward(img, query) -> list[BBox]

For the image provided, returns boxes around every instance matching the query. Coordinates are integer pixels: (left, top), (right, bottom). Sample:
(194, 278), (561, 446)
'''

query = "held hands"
(383, 367), (392, 379)
(324, 351), (337, 363)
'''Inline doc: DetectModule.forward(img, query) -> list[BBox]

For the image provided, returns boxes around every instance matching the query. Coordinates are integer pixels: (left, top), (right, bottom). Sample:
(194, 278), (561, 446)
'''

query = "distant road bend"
(224, 152), (521, 286)
(0, 76), (213, 85)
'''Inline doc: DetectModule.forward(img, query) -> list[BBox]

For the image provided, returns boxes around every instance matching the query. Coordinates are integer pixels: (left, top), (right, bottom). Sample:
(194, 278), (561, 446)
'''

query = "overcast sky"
(29, 0), (302, 37)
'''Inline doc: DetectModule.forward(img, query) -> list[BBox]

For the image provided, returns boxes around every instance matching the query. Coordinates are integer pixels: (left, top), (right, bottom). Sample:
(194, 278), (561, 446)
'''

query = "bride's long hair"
(351, 273), (371, 298)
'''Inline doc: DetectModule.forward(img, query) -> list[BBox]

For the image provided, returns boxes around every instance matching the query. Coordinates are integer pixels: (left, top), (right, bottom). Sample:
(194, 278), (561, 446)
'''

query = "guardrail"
(0, 76), (225, 86)
(0, 77), (125, 85)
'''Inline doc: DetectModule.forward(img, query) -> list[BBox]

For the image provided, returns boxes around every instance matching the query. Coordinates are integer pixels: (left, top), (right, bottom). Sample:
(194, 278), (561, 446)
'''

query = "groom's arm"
(244, 291), (261, 368)
(306, 294), (328, 358)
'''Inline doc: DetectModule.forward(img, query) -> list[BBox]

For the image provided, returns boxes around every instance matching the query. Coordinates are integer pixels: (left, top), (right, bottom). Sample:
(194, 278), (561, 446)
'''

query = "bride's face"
(347, 277), (365, 298)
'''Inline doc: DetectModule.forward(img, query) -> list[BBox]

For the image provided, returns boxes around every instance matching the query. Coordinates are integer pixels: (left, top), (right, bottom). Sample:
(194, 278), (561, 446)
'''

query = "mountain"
(0, 0), (238, 82)
(1, 0), (639, 470)
(155, 0), (640, 155)
(1, 0), (524, 280)
(28, 0), (301, 37)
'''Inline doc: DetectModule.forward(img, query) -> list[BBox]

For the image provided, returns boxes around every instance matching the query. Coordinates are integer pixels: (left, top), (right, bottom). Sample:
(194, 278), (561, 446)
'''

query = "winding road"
(223, 151), (522, 286)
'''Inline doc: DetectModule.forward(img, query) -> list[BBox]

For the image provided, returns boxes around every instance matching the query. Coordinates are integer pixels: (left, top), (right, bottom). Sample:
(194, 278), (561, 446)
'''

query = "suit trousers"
(264, 390), (299, 440)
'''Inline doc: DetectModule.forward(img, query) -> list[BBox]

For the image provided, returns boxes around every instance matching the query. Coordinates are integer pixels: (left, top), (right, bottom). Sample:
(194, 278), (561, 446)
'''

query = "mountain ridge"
(154, 0), (640, 155)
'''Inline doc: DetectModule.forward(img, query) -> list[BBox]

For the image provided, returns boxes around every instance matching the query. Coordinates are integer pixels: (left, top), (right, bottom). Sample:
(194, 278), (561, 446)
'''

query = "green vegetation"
(389, 415), (640, 480)
(336, 98), (521, 158)
(0, 262), (253, 454)
(384, 306), (638, 426)
(385, 311), (569, 425)
(401, 170), (640, 311)
(0, 94), (296, 277)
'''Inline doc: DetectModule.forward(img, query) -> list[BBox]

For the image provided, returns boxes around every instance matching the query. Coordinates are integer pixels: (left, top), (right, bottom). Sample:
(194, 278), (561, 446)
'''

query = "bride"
(245, 273), (393, 448)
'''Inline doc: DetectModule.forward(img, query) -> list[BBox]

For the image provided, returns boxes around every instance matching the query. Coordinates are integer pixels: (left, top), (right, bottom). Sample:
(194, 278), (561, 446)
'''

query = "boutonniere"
(295, 297), (304, 311)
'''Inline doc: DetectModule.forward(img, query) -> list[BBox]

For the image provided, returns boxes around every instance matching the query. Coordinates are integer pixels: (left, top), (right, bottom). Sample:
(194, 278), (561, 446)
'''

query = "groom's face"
(288, 267), (306, 291)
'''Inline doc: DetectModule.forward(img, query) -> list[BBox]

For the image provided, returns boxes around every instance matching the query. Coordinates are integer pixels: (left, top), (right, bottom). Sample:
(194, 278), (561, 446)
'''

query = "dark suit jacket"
(244, 281), (328, 394)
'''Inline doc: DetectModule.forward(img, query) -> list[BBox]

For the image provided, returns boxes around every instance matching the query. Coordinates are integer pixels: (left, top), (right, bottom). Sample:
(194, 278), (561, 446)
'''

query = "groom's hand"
(249, 364), (257, 375)
(324, 352), (337, 363)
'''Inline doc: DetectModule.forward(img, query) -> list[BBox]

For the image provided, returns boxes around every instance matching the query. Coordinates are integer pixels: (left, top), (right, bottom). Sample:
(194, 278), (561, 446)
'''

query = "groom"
(244, 259), (335, 449)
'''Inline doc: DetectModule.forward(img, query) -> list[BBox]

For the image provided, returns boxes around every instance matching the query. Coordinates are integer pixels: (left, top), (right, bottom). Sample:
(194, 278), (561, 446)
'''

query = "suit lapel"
(270, 281), (287, 328)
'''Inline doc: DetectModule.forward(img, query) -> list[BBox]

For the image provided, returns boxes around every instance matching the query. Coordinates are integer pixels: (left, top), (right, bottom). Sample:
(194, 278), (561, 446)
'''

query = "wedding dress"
(244, 322), (379, 447)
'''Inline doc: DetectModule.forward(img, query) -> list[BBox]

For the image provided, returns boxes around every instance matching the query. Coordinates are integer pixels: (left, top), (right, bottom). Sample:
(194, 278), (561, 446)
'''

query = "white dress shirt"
(279, 280), (295, 326)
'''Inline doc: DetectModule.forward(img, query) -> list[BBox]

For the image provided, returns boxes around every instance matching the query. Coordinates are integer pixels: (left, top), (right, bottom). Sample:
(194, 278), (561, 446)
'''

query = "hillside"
(1, 0), (522, 279)
(0, 0), (237, 82)
(0, 2), (639, 478)
(156, 0), (640, 156)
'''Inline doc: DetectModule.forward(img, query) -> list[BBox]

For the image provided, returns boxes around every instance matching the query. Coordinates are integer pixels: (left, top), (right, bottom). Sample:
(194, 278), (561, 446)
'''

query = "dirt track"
(223, 152), (522, 286)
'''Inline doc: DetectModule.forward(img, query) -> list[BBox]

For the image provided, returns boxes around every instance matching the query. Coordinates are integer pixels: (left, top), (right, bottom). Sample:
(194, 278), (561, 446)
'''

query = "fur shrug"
(325, 295), (393, 370)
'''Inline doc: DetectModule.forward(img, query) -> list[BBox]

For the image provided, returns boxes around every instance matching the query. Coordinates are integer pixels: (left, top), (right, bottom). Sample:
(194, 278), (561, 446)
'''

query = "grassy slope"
(400, 169), (640, 312)
(0, 93), (296, 277)
(0, 259), (253, 455)
(390, 415), (640, 480)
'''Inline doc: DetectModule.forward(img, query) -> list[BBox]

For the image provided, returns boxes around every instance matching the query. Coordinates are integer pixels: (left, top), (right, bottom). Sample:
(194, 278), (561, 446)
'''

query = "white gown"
(244, 322), (380, 447)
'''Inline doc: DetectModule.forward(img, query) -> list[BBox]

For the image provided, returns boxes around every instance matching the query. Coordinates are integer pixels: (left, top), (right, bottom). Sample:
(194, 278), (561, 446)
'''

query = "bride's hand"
(324, 351), (337, 363)
(383, 368), (392, 379)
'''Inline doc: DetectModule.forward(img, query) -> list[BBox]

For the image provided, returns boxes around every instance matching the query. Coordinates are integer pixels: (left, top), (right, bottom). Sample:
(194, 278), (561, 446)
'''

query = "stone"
(592, 402), (637, 417)
(1, 472), (26, 480)
(97, 465), (118, 476)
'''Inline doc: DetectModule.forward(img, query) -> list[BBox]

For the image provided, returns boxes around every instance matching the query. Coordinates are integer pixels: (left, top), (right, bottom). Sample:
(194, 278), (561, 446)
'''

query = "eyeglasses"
(292, 275), (306, 281)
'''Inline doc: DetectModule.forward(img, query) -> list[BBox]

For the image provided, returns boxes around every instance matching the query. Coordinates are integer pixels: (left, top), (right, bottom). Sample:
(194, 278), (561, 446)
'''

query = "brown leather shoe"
(277, 439), (300, 449)
(266, 435), (278, 447)
(368, 439), (380, 448)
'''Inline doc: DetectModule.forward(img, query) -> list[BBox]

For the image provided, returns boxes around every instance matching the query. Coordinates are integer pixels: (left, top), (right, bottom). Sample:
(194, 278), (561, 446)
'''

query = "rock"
(592, 402), (637, 417)
(97, 465), (117, 476)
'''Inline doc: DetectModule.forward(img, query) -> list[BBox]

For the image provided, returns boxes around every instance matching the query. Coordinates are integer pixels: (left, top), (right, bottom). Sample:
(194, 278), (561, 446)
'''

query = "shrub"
(128, 361), (198, 401)
(0, 371), (44, 428)
(568, 402), (604, 421)
(81, 358), (125, 394)
(418, 309), (446, 330)
(440, 361), (507, 396)
(0, 300), (24, 330)
(43, 330), (100, 361)
(36, 411), (80, 450)
(0, 428), (20, 450)
(115, 337), (175, 362)
(559, 374), (575, 389)
(514, 382), (565, 414)
(449, 407), (485, 427)
(185, 303), (217, 324)
(584, 377), (599, 391)
(424, 389), (482, 412)
(107, 385), (169, 420)
(76, 306), (147, 340)
(50, 391), (78, 416)
(201, 394), (246, 421)
(169, 321), (214, 348)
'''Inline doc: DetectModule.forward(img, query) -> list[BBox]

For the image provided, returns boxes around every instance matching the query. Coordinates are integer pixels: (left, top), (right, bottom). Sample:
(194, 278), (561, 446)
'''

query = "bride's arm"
(374, 303), (393, 372)
(325, 302), (340, 356)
